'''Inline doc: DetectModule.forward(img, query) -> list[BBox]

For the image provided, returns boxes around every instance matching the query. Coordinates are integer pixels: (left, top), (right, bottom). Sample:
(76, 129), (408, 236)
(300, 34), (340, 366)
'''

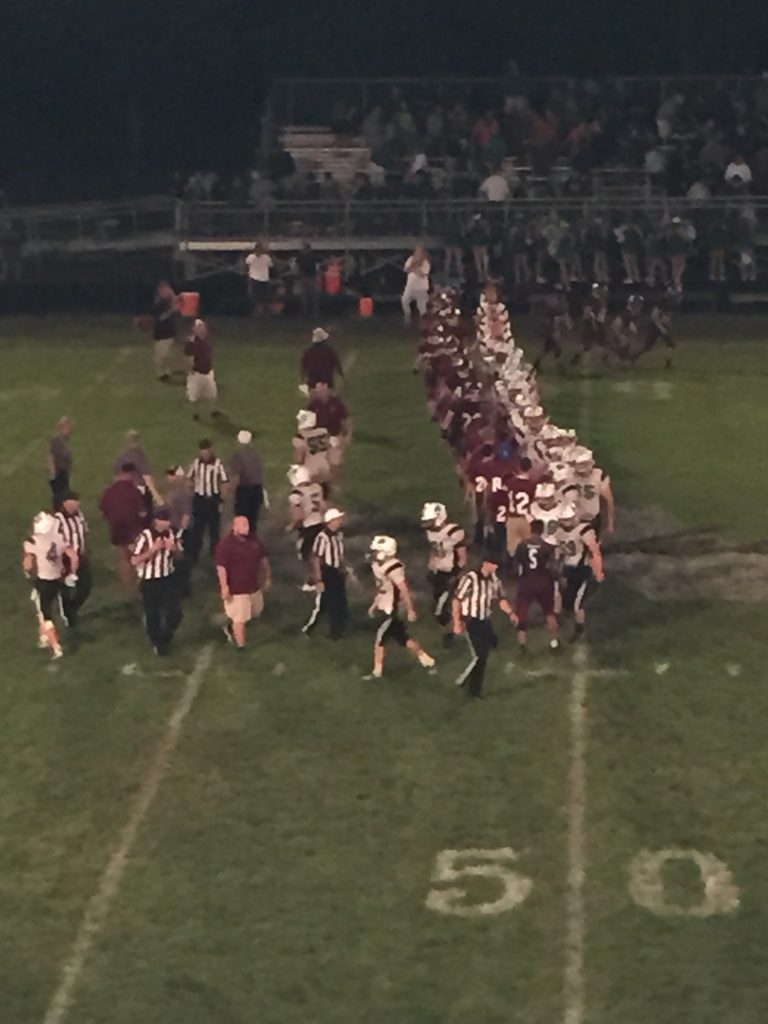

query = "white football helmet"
(296, 409), (317, 432)
(558, 503), (579, 526)
(573, 446), (595, 473)
(369, 535), (397, 562)
(33, 511), (56, 536)
(287, 464), (311, 487)
(551, 462), (573, 487)
(534, 483), (557, 509)
(421, 501), (447, 528)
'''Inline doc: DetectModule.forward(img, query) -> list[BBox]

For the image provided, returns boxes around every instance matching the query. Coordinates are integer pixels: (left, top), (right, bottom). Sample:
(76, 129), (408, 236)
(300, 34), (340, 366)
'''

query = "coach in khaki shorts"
(215, 516), (271, 649)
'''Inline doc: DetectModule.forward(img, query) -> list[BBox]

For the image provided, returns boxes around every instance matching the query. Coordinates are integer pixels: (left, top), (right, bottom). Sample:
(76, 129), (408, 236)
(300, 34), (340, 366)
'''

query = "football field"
(1, 312), (767, 1024)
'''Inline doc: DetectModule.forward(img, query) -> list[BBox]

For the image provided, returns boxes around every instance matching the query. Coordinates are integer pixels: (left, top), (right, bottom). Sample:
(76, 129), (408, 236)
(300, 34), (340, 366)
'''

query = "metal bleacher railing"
(4, 195), (767, 263)
(181, 197), (768, 244)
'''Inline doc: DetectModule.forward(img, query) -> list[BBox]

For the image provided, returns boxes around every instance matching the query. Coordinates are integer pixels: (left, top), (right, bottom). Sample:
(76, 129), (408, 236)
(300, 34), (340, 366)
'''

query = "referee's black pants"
(187, 495), (221, 561)
(234, 484), (263, 532)
(61, 559), (92, 626)
(303, 566), (347, 639)
(457, 618), (498, 698)
(140, 577), (183, 651)
(49, 471), (70, 512)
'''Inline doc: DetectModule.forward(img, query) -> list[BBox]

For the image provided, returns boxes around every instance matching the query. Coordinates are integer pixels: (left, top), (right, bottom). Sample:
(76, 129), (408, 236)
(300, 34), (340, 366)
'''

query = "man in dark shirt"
(301, 328), (344, 390)
(113, 430), (162, 506)
(230, 430), (264, 531)
(296, 243), (320, 317)
(48, 416), (73, 510)
(513, 519), (560, 652)
(184, 318), (219, 420)
(215, 516), (271, 648)
(99, 463), (149, 591)
(152, 280), (180, 381)
(308, 381), (350, 485)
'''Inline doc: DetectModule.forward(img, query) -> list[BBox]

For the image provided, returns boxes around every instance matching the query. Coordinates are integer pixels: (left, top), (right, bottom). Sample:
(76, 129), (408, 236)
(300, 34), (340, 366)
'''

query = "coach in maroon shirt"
(215, 516), (271, 649)
(301, 327), (344, 389)
(99, 463), (149, 590)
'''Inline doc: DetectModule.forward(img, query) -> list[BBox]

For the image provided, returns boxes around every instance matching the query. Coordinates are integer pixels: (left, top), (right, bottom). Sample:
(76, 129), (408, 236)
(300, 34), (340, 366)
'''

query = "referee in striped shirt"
(452, 555), (517, 700)
(131, 506), (183, 655)
(302, 507), (348, 640)
(186, 438), (229, 563)
(55, 492), (90, 627)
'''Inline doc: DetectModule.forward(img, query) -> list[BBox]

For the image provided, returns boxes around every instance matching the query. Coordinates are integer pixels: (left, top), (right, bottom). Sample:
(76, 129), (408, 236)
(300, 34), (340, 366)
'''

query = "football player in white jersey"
(530, 483), (562, 546)
(554, 503), (605, 640)
(292, 409), (331, 488)
(286, 464), (326, 590)
(365, 535), (436, 680)
(563, 446), (615, 535)
(420, 501), (467, 645)
(22, 511), (78, 659)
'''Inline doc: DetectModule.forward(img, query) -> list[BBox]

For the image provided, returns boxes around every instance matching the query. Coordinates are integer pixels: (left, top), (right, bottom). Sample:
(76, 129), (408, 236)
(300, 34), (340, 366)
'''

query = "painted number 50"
(425, 847), (533, 917)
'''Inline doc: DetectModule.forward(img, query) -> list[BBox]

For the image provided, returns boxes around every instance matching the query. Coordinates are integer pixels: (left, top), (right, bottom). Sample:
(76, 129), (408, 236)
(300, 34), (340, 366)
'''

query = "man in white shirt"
(245, 242), (273, 316)
(724, 155), (752, 189)
(479, 169), (510, 202)
(401, 245), (431, 322)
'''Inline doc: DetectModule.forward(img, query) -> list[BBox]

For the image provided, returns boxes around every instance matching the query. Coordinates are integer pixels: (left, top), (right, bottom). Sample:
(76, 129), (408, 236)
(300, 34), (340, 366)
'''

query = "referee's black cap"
(62, 490), (80, 501)
(153, 505), (172, 520)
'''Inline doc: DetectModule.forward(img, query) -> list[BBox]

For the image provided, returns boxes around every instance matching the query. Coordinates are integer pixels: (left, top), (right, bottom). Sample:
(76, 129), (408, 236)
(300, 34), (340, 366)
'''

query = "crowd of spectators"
(175, 72), (768, 208)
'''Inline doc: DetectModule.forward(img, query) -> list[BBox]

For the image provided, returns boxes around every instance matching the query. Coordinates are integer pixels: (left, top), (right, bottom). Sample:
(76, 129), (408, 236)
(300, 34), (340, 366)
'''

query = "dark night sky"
(2, 0), (767, 201)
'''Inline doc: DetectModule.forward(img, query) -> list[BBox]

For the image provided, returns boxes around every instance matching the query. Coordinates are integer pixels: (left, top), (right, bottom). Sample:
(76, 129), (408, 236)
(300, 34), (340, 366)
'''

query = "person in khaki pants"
(152, 280), (180, 381)
(215, 516), (271, 649)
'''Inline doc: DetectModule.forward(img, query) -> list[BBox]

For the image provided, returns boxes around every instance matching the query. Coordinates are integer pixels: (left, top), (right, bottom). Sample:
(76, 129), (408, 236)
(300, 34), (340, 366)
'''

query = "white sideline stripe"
(563, 370), (594, 1024)
(564, 645), (589, 1024)
(2, 347), (132, 479)
(42, 644), (213, 1024)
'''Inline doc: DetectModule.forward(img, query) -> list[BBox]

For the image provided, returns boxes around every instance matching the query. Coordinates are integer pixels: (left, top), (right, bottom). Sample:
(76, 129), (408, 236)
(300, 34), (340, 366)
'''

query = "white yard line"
(42, 644), (213, 1024)
(564, 645), (589, 1024)
(2, 346), (132, 479)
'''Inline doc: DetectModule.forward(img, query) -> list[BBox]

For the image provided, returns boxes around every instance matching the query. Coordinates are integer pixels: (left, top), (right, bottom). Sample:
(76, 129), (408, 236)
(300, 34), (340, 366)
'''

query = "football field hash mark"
(42, 644), (213, 1024)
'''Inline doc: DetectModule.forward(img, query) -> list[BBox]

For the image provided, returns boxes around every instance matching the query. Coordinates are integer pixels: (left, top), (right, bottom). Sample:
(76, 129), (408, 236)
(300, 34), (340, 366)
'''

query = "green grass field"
(1, 312), (767, 1024)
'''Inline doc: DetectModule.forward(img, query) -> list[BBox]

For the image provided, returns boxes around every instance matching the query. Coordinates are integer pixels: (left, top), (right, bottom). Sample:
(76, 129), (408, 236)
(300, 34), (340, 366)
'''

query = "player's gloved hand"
(64, 574), (78, 588)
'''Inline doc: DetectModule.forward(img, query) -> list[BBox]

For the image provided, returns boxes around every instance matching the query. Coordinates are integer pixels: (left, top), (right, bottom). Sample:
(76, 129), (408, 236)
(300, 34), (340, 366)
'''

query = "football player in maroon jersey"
(512, 519), (560, 652)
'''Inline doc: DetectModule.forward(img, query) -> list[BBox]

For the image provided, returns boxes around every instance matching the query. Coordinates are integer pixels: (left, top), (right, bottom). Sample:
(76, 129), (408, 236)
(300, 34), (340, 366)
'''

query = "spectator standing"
(707, 218), (730, 283)
(401, 245), (431, 322)
(131, 506), (183, 655)
(668, 217), (696, 294)
(186, 438), (229, 562)
(99, 463), (149, 591)
(48, 416), (73, 510)
(152, 280), (180, 382)
(507, 219), (532, 285)
(301, 327), (344, 390)
(302, 507), (349, 641)
(645, 224), (669, 287)
(230, 430), (264, 531)
(215, 516), (271, 649)
(184, 318), (218, 421)
(443, 216), (465, 280)
(467, 213), (491, 282)
(616, 220), (643, 285)
(245, 242), (273, 316)
(296, 242), (320, 317)
(583, 217), (610, 285)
